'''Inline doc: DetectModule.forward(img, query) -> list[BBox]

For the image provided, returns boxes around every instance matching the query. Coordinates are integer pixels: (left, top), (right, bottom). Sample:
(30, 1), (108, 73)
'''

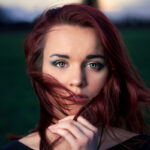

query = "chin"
(67, 105), (83, 115)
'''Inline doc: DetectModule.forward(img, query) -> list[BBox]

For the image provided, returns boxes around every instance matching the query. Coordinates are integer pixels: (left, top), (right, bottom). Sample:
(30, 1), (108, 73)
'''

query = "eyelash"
(51, 60), (68, 68)
(87, 62), (104, 71)
(51, 60), (104, 71)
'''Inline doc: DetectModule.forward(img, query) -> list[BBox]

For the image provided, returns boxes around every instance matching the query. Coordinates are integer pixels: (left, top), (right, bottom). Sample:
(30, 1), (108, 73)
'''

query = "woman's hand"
(48, 116), (99, 150)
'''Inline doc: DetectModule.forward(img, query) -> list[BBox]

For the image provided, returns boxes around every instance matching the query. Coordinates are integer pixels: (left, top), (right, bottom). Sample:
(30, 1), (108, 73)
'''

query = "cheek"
(88, 69), (108, 98)
(42, 63), (68, 85)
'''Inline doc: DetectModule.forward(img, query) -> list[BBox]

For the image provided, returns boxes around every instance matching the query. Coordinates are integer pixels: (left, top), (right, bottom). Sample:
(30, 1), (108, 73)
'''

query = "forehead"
(44, 24), (104, 57)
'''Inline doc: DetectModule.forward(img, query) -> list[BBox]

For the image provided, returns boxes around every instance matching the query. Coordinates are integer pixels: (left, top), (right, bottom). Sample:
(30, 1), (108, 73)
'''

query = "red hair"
(24, 4), (150, 150)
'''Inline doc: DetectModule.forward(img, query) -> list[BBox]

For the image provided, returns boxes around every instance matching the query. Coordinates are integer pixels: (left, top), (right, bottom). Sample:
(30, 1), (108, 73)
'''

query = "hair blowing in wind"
(23, 4), (150, 150)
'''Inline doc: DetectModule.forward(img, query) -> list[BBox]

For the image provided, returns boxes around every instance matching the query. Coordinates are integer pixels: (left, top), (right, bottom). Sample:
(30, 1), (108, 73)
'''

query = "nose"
(69, 66), (87, 88)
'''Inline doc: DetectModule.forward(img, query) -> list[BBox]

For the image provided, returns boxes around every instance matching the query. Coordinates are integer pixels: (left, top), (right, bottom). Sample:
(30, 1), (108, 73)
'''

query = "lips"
(66, 94), (88, 103)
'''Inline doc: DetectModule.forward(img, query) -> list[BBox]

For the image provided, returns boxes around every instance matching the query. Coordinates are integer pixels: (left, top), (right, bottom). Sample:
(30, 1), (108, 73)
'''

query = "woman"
(1, 4), (150, 150)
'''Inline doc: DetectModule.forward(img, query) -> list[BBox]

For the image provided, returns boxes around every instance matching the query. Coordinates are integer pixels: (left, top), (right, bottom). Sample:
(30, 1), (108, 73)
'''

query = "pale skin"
(19, 25), (138, 150)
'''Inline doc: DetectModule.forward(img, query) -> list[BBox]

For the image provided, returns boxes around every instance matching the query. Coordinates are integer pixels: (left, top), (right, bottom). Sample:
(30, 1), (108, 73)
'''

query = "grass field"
(0, 27), (150, 145)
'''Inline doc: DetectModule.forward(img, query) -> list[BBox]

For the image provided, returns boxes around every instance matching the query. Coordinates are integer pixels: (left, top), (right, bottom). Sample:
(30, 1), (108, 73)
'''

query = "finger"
(59, 115), (97, 132)
(76, 116), (97, 131)
(50, 120), (86, 141)
(53, 120), (98, 142)
(71, 120), (98, 139)
(49, 127), (78, 149)
(58, 115), (75, 122)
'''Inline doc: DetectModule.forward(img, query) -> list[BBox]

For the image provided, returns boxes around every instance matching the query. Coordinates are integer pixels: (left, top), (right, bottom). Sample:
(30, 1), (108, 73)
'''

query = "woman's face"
(42, 24), (108, 114)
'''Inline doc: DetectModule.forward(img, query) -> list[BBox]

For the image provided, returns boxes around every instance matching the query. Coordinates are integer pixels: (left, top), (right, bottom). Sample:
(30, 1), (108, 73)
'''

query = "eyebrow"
(86, 54), (104, 59)
(50, 54), (69, 58)
(50, 54), (104, 59)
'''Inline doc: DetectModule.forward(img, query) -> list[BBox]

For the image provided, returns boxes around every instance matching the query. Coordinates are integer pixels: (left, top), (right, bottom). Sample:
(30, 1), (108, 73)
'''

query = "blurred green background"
(0, 27), (150, 145)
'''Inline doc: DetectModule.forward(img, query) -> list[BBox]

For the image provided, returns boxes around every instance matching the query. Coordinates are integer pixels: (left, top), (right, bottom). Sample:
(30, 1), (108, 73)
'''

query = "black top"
(0, 141), (33, 150)
(0, 134), (150, 150)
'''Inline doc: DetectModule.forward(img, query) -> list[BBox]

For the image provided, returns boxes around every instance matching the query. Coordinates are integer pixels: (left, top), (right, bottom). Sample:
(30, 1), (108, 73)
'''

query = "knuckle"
(61, 130), (69, 136)
(67, 121), (74, 127)
(76, 116), (83, 121)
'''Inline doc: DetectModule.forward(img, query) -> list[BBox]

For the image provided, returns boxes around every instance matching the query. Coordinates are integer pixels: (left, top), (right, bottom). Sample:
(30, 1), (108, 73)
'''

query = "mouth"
(66, 94), (89, 104)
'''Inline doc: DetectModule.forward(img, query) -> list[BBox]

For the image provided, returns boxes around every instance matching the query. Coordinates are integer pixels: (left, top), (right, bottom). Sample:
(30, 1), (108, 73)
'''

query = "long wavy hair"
(23, 4), (150, 150)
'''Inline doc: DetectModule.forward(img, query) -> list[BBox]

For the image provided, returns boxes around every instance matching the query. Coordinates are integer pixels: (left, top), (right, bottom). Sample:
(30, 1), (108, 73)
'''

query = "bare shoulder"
(19, 132), (40, 150)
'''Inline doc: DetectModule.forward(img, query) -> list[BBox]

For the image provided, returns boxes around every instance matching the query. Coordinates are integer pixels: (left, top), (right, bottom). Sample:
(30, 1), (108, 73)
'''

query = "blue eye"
(88, 62), (104, 71)
(51, 60), (67, 68)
